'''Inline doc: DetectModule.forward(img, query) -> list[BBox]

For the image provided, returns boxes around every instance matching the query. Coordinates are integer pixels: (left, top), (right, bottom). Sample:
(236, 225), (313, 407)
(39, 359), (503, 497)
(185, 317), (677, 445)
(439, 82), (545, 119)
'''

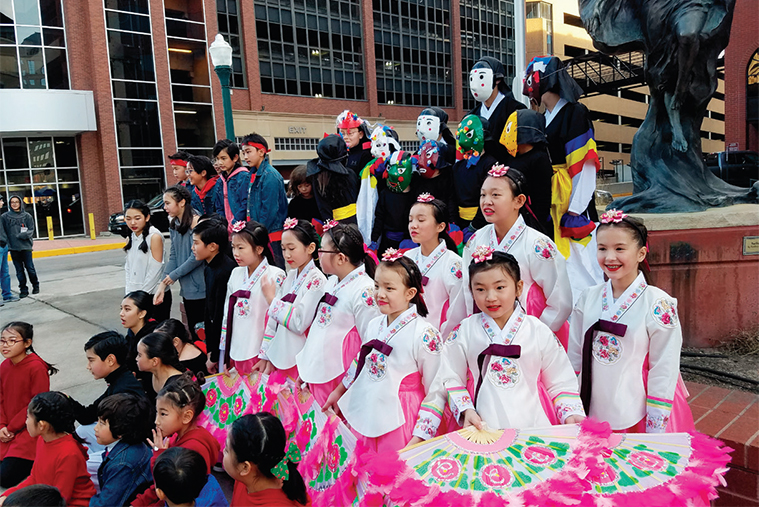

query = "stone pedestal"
(632, 205), (759, 347)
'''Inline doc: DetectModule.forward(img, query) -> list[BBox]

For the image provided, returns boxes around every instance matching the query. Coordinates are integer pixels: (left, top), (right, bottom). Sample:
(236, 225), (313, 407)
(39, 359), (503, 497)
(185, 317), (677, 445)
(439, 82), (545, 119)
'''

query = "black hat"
(307, 134), (350, 176)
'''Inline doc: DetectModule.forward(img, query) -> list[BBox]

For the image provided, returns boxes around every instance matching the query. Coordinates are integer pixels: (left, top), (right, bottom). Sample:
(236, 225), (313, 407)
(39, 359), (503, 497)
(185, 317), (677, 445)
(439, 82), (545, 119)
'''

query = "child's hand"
(147, 428), (169, 451)
(252, 360), (274, 375)
(321, 384), (347, 415)
(261, 276), (276, 305)
(153, 288), (165, 306)
(161, 275), (175, 286)
(564, 415), (586, 425)
(407, 436), (424, 447)
(462, 409), (484, 430)
(0, 427), (13, 442)
(206, 358), (219, 374)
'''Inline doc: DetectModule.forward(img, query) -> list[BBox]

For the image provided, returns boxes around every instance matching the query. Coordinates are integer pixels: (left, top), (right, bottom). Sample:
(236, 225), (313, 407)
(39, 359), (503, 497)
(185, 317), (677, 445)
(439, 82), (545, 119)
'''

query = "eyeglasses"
(317, 249), (340, 255)
(0, 338), (23, 346)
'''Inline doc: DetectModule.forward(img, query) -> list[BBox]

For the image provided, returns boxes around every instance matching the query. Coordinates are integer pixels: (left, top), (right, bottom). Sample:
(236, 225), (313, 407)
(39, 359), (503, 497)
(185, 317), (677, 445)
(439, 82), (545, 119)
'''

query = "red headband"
(244, 142), (271, 153)
(170, 159), (188, 167)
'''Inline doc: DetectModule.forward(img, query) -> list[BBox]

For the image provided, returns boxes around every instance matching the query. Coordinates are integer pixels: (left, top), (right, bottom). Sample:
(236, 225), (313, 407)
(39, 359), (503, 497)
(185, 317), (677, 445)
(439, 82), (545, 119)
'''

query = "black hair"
(84, 330), (128, 365)
(468, 251), (522, 288)
(486, 164), (527, 198)
(212, 139), (241, 167)
(97, 393), (153, 445)
(187, 155), (217, 179)
(168, 151), (190, 162)
(124, 290), (154, 322)
(232, 220), (276, 265)
(326, 223), (376, 278)
(139, 332), (185, 372)
(2, 322), (58, 375)
(288, 165), (309, 198)
(153, 447), (209, 505)
(229, 413), (308, 505)
(156, 318), (191, 344)
(282, 219), (320, 260)
(410, 198), (458, 251)
(164, 185), (195, 235)
(123, 200), (152, 253)
(597, 216), (650, 279)
(193, 217), (229, 251)
(3, 485), (66, 507)
(241, 133), (269, 152)
(28, 391), (77, 437)
(378, 256), (429, 317)
(156, 371), (206, 422)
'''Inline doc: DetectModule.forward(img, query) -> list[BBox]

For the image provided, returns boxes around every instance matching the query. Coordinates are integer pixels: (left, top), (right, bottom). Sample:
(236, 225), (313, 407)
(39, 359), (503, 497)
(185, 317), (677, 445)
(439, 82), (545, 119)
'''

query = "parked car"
(704, 151), (759, 188)
(109, 194), (170, 237)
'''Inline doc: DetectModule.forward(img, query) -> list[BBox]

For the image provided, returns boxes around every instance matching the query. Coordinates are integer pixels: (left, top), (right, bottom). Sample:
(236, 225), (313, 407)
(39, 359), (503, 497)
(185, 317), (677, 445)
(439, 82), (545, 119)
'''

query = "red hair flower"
(488, 164), (510, 178)
(600, 209), (628, 224)
(381, 248), (404, 262)
(283, 217), (298, 230)
(231, 221), (246, 233)
(416, 193), (435, 203)
(323, 219), (339, 232)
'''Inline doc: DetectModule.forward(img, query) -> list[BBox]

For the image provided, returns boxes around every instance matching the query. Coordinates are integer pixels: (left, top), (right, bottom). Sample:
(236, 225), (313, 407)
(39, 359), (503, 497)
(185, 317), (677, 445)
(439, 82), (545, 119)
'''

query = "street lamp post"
(209, 34), (235, 140)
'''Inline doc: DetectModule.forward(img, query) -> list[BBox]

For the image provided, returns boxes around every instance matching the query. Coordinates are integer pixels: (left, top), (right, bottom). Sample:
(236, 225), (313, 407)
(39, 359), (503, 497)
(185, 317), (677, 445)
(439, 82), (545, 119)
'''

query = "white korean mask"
(416, 115), (442, 143)
(469, 68), (495, 103)
(371, 135), (392, 159)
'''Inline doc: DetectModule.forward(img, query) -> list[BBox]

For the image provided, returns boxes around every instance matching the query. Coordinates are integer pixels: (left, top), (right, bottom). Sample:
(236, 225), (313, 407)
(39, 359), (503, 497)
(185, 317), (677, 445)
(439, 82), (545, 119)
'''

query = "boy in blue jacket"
(212, 139), (249, 231)
(240, 133), (288, 269)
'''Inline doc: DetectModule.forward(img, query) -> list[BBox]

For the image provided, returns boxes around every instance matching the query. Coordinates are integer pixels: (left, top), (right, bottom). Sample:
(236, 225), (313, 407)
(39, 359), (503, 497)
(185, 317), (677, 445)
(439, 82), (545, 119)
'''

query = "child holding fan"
(405, 194), (467, 340)
(568, 211), (694, 433)
(325, 251), (446, 453)
(0, 322), (57, 488)
(441, 248), (584, 430)
(220, 221), (286, 374)
(256, 219), (326, 378)
(463, 165), (573, 348)
(296, 221), (379, 406)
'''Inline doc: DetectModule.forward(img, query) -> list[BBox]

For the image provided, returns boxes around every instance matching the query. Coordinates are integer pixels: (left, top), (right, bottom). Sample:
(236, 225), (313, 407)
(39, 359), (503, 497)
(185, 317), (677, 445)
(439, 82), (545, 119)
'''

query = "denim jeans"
(9, 250), (38, 293)
(0, 244), (10, 300)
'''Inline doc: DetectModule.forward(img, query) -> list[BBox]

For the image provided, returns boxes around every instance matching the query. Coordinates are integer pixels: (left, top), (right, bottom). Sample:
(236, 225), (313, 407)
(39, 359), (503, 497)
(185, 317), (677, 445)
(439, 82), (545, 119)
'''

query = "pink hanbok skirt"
(308, 327), (362, 408)
(525, 284), (569, 350)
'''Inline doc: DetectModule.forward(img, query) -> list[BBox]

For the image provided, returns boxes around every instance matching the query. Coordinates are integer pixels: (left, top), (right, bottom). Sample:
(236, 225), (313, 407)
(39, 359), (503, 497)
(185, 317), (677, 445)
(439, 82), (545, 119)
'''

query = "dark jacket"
(190, 177), (219, 216)
(69, 366), (146, 425)
(470, 94), (526, 165)
(213, 167), (250, 224)
(346, 141), (374, 176)
(0, 195), (35, 251)
(125, 321), (159, 398)
(91, 441), (153, 507)
(204, 253), (237, 363)
(247, 158), (288, 233)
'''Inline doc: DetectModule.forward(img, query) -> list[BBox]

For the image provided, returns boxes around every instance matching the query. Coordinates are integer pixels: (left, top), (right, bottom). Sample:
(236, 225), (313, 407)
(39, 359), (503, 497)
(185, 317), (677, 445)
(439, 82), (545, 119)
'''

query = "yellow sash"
(333, 203), (357, 221)
(551, 163), (572, 258)
(458, 206), (478, 221)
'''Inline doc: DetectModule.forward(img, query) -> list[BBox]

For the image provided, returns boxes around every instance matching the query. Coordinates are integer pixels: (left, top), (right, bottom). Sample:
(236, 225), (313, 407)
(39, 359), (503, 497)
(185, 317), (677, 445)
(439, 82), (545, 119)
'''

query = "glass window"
(39, 0), (64, 27)
(44, 47), (67, 89)
(0, 0), (14, 24)
(174, 104), (216, 149)
(108, 31), (156, 81)
(0, 46), (20, 88)
(18, 45), (44, 88)
(2, 138), (28, 169)
(114, 100), (163, 147)
(118, 148), (163, 167)
(28, 138), (54, 168)
(217, 0), (246, 87)
(104, 0), (149, 15)
(53, 137), (76, 167)
(60, 183), (83, 236)
(13, 0), (39, 25)
(112, 79), (157, 100)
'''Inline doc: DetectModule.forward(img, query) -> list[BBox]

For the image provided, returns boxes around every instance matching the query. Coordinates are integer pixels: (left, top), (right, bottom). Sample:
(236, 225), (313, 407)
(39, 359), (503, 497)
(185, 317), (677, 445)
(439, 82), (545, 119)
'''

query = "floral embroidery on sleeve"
(450, 260), (463, 280)
(445, 324), (461, 345)
(306, 276), (323, 290)
(361, 287), (375, 307)
(651, 298), (678, 328)
(421, 326), (443, 354)
(533, 237), (558, 260)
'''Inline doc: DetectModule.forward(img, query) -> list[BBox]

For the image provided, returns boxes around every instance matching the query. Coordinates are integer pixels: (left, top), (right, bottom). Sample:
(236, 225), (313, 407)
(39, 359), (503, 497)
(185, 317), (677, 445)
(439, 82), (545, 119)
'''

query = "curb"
(31, 242), (125, 259)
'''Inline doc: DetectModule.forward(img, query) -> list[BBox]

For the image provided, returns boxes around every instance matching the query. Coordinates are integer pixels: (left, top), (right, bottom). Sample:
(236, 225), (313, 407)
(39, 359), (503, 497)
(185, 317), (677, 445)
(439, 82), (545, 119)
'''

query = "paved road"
(1, 248), (180, 404)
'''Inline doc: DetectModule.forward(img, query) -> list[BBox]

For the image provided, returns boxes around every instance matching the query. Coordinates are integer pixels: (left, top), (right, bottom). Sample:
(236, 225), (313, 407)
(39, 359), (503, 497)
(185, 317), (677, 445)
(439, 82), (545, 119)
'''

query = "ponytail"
(282, 460), (308, 505)
(327, 223), (376, 278)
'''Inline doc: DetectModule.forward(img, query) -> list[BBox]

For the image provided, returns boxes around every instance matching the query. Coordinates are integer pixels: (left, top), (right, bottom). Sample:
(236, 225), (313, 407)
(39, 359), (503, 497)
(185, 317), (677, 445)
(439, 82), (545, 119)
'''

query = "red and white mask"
(416, 115), (441, 143)
(470, 68), (495, 103)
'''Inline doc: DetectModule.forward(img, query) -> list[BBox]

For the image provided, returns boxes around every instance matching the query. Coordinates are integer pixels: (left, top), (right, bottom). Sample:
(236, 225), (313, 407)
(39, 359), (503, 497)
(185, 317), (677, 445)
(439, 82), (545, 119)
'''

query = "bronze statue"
(581, 0), (758, 212)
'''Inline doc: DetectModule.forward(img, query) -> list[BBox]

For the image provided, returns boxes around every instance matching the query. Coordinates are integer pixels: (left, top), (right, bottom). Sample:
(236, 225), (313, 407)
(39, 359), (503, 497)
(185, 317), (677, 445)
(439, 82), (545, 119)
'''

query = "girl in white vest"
(568, 211), (694, 433)
(296, 221), (379, 407)
(324, 251), (446, 453)
(219, 221), (285, 374)
(462, 164), (573, 349)
(257, 219), (326, 380)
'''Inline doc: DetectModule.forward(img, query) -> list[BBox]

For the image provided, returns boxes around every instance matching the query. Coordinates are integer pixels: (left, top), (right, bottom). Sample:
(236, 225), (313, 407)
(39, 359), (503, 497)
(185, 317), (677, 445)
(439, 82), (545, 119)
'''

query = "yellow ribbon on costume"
(459, 206), (478, 221)
(333, 203), (357, 221)
(551, 163), (572, 258)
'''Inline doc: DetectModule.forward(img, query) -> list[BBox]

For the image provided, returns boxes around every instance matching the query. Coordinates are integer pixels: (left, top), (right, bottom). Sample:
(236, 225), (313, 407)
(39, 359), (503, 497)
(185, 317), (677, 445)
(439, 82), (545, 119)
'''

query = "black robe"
(470, 93), (526, 165)
(372, 190), (416, 253)
(451, 153), (498, 231)
(508, 146), (554, 237)
(411, 170), (457, 224)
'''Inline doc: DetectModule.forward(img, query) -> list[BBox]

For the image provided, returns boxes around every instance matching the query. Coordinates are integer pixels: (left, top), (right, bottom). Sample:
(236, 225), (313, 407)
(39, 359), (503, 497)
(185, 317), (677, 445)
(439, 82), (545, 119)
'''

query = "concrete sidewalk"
(22, 236), (127, 258)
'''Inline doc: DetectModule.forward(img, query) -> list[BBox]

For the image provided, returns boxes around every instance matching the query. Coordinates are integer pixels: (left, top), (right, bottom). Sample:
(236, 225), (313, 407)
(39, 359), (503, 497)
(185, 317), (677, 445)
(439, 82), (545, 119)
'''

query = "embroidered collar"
(480, 304), (525, 345)
(488, 216), (526, 253)
(331, 265), (366, 297)
(601, 272), (648, 323)
(290, 259), (316, 294)
(410, 240), (447, 277)
(378, 304), (418, 344)
(243, 258), (269, 290)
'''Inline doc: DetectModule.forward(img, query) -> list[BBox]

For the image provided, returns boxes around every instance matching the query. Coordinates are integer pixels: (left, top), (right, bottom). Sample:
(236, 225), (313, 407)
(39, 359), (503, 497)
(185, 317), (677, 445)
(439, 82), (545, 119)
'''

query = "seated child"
(3, 484), (65, 507)
(224, 413), (309, 507)
(0, 392), (96, 507)
(153, 447), (228, 507)
(89, 394), (153, 507)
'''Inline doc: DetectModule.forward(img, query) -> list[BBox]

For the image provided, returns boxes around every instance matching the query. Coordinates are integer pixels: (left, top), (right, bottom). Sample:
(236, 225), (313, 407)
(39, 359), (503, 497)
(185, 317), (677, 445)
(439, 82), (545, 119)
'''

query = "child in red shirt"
(224, 413), (311, 507)
(0, 392), (96, 507)
(131, 373), (220, 507)
(0, 322), (57, 488)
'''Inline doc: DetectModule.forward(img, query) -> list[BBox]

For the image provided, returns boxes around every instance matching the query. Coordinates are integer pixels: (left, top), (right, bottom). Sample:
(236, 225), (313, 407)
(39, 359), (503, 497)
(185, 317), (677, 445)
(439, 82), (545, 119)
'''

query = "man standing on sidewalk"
(0, 197), (19, 306)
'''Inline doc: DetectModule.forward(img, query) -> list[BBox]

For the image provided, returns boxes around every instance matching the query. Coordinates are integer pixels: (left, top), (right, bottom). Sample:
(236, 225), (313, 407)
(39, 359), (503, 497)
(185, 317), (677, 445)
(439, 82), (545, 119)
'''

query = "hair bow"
(472, 245), (495, 263)
(488, 164), (510, 178)
(323, 219), (339, 232)
(381, 248), (404, 262)
(416, 193), (435, 203)
(600, 209), (628, 224)
(231, 221), (247, 233)
(283, 217), (298, 230)
(270, 442), (302, 481)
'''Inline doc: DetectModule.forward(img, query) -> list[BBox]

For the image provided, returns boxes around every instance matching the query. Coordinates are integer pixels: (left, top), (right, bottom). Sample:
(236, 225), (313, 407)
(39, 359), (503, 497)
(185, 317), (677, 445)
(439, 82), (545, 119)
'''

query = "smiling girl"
(123, 200), (169, 321)
(440, 248), (584, 431)
(256, 219), (326, 379)
(463, 165), (573, 349)
(324, 250), (446, 453)
(568, 211), (694, 433)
